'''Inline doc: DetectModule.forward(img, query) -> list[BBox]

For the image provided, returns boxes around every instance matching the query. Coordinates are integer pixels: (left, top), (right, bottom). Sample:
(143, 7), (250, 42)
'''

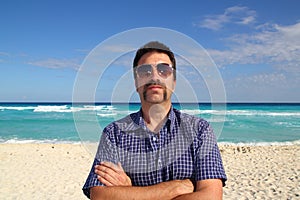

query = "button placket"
(152, 136), (157, 142)
(149, 134), (159, 151)
(157, 134), (163, 169)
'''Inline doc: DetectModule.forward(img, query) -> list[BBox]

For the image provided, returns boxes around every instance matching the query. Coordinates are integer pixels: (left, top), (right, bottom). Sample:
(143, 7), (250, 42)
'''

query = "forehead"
(137, 51), (171, 65)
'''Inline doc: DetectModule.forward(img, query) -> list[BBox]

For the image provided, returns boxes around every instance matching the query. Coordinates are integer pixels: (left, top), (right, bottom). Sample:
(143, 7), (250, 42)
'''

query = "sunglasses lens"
(136, 63), (173, 78)
(136, 64), (152, 78)
(157, 63), (173, 78)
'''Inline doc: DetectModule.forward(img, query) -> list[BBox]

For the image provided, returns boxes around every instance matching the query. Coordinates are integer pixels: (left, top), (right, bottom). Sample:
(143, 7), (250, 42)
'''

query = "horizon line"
(1, 101), (300, 104)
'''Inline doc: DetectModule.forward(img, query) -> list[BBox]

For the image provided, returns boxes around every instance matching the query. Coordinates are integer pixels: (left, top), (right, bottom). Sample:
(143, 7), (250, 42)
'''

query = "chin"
(145, 98), (164, 104)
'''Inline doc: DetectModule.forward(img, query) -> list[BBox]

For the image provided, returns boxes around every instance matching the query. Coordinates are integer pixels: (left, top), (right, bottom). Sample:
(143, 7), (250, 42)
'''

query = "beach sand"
(220, 144), (300, 199)
(0, 143), (299, 199)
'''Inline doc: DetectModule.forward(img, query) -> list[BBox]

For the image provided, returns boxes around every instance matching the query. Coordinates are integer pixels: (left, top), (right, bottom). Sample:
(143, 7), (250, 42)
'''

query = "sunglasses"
(135, 63), (174, 79)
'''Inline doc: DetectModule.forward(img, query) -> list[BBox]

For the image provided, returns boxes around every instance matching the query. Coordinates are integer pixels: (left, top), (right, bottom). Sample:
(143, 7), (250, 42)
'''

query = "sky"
(0, 0), (300, 103)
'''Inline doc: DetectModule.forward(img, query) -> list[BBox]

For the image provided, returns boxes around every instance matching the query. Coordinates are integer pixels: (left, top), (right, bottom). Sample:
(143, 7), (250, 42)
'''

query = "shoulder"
(173, 108), (214, 142)
(103, 111), (140, 134)
(100, 111), (144, 146)
(173, 108), (210, 129)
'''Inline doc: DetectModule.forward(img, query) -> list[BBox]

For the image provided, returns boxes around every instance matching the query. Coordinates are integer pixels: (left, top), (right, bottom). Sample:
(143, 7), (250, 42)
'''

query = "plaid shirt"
(83, 107), (227, 198)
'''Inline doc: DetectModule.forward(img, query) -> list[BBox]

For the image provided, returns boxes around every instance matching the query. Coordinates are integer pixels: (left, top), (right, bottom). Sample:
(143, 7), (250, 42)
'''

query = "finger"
(94, 165), (101, 171)
(97, 164), (119, 175)
(96, 165), (118, 179)
(116, 163), (127, 180)
(97, 175), (113, 186)
(97, 165), (129, 185)
(100, 162), (120, 172)
(95, 164), (119, 181)
(97, 162), (131, 186)
(116, 163), (131, 185)
(96, 168), (118, 186)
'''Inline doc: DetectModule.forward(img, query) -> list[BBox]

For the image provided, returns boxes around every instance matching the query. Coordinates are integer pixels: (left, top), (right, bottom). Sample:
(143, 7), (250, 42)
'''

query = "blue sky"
(1, 0), (299, 102)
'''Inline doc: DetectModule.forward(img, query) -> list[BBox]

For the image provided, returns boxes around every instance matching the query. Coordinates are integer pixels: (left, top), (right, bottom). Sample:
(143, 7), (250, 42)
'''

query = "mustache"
(142, 80), (168, 101)
(144, 80), (166, 89)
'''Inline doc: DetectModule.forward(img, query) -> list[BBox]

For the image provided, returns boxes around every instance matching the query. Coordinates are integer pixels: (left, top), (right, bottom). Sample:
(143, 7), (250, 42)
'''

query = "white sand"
(0, 143), (299, 199)
(0, 143), (92, 200)
(221, 144), (300, 199)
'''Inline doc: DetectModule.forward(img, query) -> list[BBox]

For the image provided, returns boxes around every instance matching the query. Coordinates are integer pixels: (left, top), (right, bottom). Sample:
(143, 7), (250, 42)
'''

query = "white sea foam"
(208, 118), (234, 123)
(33, 105), (70, 112)
(0, 106), (36, 111)
(273, 121), (300, 128)
(219, 140), (300, 146)
(2, 138), (81, 144)
(227, 110), (300, 117)
(32, 105), (118, 113)
(82, 105), (112, 111)
(4, 104), (297, 117)
(97, 113), (117, 117)
(180, 109), (300, 117)
(180, 109), (226, 115)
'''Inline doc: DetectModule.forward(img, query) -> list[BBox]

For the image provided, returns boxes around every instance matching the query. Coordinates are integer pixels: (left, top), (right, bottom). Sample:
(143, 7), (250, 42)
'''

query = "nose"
(149, 66), (161, 79)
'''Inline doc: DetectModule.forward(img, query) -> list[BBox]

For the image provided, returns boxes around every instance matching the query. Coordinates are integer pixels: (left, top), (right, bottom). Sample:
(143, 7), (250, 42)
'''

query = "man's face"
(135, 51), (176, 104)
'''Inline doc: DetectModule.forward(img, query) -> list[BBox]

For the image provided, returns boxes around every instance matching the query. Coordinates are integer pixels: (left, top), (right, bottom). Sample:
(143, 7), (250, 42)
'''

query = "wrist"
(160, 179), (193, 199)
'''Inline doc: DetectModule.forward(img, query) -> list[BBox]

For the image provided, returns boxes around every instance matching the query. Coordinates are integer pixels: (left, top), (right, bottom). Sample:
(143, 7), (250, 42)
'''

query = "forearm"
(90, 179), (192, 200)
(172, 179), (223, 200)
(172, 190), (222, 200)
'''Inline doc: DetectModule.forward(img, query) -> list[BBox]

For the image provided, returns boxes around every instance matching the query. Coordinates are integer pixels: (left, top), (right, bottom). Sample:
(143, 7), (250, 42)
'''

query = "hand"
(95, 161), (132, 186)
(175, 179), (194, 196)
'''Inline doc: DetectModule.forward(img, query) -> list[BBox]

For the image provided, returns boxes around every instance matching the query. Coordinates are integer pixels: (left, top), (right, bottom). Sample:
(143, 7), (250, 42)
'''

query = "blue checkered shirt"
(83, 107), (227, 198)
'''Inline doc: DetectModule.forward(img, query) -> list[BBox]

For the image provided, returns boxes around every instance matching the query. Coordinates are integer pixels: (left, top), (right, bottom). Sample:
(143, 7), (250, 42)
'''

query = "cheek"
(171, 81), (176, 91)
(166, 80), (176, 92)
(135, 79), (145, 91)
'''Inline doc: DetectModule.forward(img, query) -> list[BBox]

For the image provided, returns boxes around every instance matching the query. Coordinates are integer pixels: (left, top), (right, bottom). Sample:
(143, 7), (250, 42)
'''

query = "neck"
(141, 102), (171, 133)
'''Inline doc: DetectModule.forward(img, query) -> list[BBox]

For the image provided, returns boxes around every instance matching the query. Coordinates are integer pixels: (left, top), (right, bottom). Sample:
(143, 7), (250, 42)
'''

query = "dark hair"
(133, 41), (176, 80)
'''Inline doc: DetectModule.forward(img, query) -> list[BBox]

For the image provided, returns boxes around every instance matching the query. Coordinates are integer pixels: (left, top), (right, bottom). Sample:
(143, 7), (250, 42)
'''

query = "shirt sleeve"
(82, 126), (119, 198)
(194, 120), (227, 186)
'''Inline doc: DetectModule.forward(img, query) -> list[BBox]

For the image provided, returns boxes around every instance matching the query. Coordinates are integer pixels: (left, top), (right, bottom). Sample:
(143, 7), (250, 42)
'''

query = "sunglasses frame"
(134, 63), (174, 79)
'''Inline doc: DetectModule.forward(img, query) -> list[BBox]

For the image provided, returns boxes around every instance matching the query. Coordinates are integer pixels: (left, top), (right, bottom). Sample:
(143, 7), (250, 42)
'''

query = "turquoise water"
(0, 103), (299, 144)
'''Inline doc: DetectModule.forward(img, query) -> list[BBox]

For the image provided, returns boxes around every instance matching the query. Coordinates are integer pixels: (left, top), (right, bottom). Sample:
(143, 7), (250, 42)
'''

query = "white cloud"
(194, 7), (300, 101)
(206, 21), (300, 101)
(245, 73), (287, 86)
(25, 44), (134, 71)
(225, 71), (300, 102)
(196, 6), (256, 30)
(208, 22), (300, 73)
(102, 44), (134, 53)
(240, 15), (256, 25)
(0, 52), (10, 56)
(74, 48), (91, 53)
(28, 58), (80, 70)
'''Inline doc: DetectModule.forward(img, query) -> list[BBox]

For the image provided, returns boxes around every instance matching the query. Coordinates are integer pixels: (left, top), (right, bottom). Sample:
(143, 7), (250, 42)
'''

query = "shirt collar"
(135, 106), (177, 130)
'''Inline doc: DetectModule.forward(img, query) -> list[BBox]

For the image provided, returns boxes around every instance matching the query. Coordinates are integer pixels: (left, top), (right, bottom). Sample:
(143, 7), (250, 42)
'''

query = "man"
(83, 41), (227, 199)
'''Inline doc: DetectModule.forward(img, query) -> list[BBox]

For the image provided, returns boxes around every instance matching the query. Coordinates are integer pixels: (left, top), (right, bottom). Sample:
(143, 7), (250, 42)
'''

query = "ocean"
(0, 103), (299, 145)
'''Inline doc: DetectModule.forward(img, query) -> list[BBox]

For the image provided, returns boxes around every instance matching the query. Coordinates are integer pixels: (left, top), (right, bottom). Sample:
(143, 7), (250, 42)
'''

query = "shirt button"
(153, 137), (157, 141)
(158, 159), (162, 167)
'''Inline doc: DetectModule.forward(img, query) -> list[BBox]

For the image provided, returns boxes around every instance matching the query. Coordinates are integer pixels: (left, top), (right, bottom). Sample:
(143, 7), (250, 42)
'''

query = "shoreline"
(1, 143), (299, 199)
(1, 138), (300, 146)
(2, 138), (299, 145)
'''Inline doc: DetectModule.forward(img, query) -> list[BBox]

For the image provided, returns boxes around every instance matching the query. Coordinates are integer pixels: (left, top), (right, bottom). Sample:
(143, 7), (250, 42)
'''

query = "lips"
(142, 82), (167, 101)
(143, 81), (166, 92)
(147, 85), (163, 90)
